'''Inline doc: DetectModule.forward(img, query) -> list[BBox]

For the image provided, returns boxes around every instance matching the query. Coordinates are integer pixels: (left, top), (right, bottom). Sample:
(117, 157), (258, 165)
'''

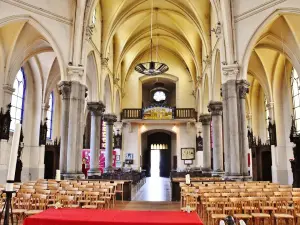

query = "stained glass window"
(291, 68), (300, 133)
(10, 69), (26, 131)
(46, 92), (54, 139)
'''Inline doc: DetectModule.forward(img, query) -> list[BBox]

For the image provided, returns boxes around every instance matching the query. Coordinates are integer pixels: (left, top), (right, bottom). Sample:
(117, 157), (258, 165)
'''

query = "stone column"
(199, 114), (212, 171)
(222, 65), (240, 176)
(66, 81), (87, 178)
(103, 113), (117, 173)
(237, 80), (250, 176)
(208, 101), (223, 172)
(58, 81), (71, 173)
(87, 101), (105, 176)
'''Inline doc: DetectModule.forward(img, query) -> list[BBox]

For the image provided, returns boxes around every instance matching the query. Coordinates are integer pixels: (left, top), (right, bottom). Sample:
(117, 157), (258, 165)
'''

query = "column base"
(211, 171), (225, 177)
(87, 168), (101, 177)
(202, 167), (212, 172)
(225, 174), (252, 181)
(104, 166), (115, 173)
(61, 172), (85, 180)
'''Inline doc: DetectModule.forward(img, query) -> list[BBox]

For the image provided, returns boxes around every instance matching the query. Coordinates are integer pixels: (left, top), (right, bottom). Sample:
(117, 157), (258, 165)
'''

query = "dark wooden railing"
(175, 108), (197, 119)
(121, 108), (196, 120)
(121, 109), (142, 119)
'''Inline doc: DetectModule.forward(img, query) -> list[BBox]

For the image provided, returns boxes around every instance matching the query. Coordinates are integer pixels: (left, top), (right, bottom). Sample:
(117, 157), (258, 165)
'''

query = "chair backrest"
(269, 197), (291, 213)
(31, 194), (47, 210)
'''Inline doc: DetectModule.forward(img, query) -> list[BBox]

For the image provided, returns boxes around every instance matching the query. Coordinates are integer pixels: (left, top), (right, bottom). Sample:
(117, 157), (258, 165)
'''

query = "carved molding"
(101, 57), (109, 67)
(208, 101), (223, 116)
(235, 0), (287, 22)
(85, 25), (94, 40)
(1, 0), (73, 25)
(199, 114), (211, 125)
(3, 84), (15, 95)
(222, 64), (239, 79)
(67, 66), (84, 78)
(58, 81), (71, 99)
(211, 22), (222, 38)
(237, 80), (250, 99)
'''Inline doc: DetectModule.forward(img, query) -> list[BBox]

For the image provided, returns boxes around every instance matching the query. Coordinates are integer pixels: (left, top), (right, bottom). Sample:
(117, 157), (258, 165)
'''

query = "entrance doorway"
(142, 131), (172, 177)
(150, 150), (160, 177)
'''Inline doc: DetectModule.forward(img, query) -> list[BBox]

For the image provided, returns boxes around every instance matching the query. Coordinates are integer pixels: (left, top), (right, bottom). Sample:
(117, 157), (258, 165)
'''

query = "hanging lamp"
(135, 0), (169, 76)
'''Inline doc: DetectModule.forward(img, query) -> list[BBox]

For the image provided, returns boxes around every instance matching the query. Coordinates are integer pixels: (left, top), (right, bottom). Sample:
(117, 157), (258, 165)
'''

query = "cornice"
(234, 0), (287, 23)
(1, 0), (73, 25)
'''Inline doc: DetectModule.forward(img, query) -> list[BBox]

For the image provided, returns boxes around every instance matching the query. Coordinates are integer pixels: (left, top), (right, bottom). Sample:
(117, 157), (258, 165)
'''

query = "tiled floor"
(132, 177), (171, 201)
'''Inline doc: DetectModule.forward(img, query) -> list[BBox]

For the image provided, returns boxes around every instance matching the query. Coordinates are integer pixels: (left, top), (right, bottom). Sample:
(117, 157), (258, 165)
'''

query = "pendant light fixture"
(135, 0), (169, 76)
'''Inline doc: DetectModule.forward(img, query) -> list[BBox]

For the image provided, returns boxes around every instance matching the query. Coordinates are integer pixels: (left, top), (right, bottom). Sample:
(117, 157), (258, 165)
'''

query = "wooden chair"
(293, 197), (300, 225)
(115, 181), (124, 202)
(24, 194), (47, 217)
(246, 197), (271, 225)
(81, 192), (100, 209)
(207, 197), (228, 225)
(13, 193), (31, 224)
(270, 197), (294, 225)
(229, 197), (252, 225)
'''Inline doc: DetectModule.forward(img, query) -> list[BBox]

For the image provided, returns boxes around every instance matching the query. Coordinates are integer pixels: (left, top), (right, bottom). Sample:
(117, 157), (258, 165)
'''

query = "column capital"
(67, 66), (84, 78)
(222, 64), (239, 77)
(208, 101), (223, 116)
(58, 81), (71, 99)
(246, 113), (252, 120)
(87, 101), (105, 116)
(103, 113), (117, 125)
(101, 57), (109, 67)
(266, 102), (274, 110)
(237, 79), (250, 99)
(199, 114), (211, 125)
(3, 84), (15, 95)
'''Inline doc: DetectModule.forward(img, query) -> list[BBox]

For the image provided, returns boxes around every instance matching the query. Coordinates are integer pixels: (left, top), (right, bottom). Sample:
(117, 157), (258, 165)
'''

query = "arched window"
(291, 68), (300, 133)
(47, 92), (54, 139)
(92, 8), (96, 24)
(264, 95), (270, 140)
(10, 69), (26, 131)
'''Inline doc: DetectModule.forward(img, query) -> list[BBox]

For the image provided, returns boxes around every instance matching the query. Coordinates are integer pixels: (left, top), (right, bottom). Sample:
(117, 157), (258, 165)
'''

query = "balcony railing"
(121, 108), (197, 120)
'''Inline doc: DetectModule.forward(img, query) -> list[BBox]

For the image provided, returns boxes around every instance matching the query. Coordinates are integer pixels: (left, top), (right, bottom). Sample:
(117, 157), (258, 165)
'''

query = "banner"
(143, 107), (173, 120)
(82, 149), (116, 174)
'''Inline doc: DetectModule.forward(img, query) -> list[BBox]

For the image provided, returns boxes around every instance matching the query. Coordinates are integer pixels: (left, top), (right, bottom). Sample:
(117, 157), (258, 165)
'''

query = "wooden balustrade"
(121, 109), (142, 120)
(174, 108), (196, 119)
(121, 108), (196, 120)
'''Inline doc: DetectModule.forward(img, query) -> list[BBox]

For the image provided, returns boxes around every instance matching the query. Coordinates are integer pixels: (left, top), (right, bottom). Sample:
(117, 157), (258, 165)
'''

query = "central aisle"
(132, 177), (171, 201)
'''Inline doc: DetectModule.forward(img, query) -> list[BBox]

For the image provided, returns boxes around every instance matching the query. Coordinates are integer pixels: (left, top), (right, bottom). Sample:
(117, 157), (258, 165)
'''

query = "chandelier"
(135, 0), (169, 76)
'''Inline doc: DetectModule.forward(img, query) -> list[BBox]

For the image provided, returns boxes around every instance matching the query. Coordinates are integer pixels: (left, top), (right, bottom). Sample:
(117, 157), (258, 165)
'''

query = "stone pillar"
(42, 103), (50, 122)
(65, 81), (87, 178)
(58, 81), (71, 173)
(208, 101), (223, 172)
(199, 114), (212, 171)
(237, 80), (250, 176)
(222, 71), (240, 176)
(103, 113), (117, 173)
(87, 101), (105, 176)
(267, 102), (278, 182)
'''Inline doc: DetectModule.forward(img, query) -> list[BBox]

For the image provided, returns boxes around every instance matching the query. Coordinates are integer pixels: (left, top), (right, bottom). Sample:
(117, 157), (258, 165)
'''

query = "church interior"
(1, 0), (300, 224)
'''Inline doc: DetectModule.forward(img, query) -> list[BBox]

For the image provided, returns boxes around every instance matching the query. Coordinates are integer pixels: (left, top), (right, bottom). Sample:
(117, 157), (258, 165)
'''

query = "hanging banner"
(82, 149), (117, 174)
(143, 107), (173, 120)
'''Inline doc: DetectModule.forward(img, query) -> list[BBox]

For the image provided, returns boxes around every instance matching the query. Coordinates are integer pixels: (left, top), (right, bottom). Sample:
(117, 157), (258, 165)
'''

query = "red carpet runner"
(23, 208), (203, 225)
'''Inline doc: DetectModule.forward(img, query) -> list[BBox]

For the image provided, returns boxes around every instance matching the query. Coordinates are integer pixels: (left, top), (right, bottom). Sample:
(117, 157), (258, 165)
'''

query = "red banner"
(82, 149), (116, 174)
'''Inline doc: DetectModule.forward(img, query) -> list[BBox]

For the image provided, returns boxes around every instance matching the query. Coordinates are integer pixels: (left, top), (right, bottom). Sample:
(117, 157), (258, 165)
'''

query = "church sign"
(142, 107), (173, 120)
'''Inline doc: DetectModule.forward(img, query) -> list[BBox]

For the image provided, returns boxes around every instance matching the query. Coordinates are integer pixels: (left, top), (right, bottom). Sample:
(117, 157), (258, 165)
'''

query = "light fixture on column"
(135, 1), (168, 76)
